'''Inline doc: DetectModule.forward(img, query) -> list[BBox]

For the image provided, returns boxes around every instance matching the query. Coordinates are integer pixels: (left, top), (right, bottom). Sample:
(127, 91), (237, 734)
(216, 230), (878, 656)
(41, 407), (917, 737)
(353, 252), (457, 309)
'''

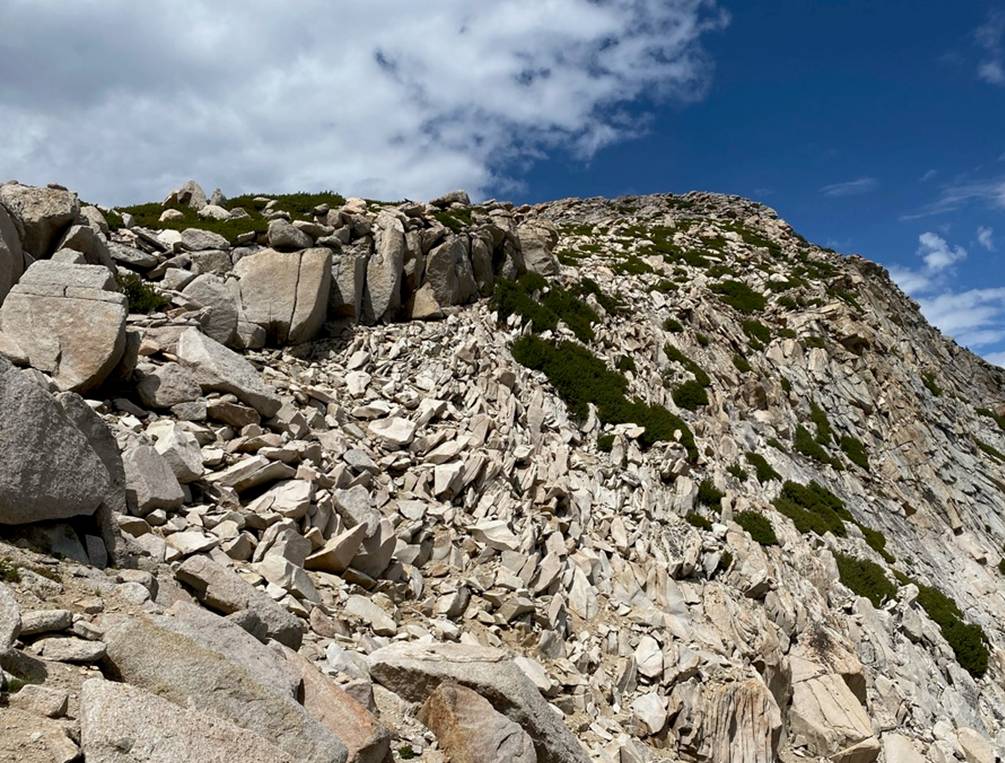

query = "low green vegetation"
(922, 372), (943, 397)
(0, 558), (20, 583)
(117, 273), (170, 314)
(794, 425), (833, 465)
(610, 254), (654, 275)
(695, 333), (711, 348)
(732, 353), (752, 373)
(746, 452), (780, 484)
(727, 463), (748, 481)
(686, 512), (713, 531)
(662, 317), (684, 333)
(597, 433), (615, 452)
(673, 379), (709, 411)
(717, 549), (734, 573)
(840, 435), (870, 470)
(711, 280), (767, 315)
(742, 319), (771, 345)
(492, 274), (600, 342)
(616, 355), (636, 373)
(976, 407), (1005, 432)
(433, 207), (473, 232)
(809, 403), (833, 445)
(664, 344), (711, 387)
(859, 525), (894, 563)
(734, 511), (779, 546)
(511, 335), (696, 456)
(773, 480), (851, 537)
(914, 580), (989, 678)
(697, 478), (725, 507)
(976, 438), (1005, 463)
(834, 552), (896, 608)
(576, 277), (623, 315)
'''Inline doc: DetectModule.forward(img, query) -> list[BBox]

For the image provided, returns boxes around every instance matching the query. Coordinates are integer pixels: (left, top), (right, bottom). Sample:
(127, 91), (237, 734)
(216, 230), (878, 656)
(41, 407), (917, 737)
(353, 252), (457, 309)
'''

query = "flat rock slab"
(81, 678), (295, 763)
(101, 604), (346, 763)
(0, 357), (111, 525)
(0, 582), (20, 651)
(36, 636), (106, 663)
(175, 554), (304, 649)
(0, 181), (80, 258)
(176, 327), (281, 416)
(369, 641), (588, 763)
(236, 247), (331, 344)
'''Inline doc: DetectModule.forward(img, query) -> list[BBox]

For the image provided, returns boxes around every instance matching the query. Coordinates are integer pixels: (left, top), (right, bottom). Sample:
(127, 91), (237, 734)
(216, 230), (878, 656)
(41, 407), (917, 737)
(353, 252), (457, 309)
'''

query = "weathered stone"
(268, 218), (314, 251)
(414, 235), (477, 316)
(0, 202), (25, 303)
(369, 416), (416, 448)
(788, 672), (876, 760)
(369, 641), (589, 763)
(1, 261), (127, 391)
(136, 362), (202, 409)
(9, 684), (68, 718)
(330, 250), (367, 319)
(418, 682), (537, 763)
(122, 444), (185, 515)
(180, 227), (229, 251)
(516, 220), (559, 276)
(0, 583), (20, 652)
(58, 224), (115, 269)
(148, 421), (203, 483)
(363, 211), (406, 322)
(163, 180), (208, 210)
(174, 554), (304, 649)
(176, 327), (281, 416)
(19, 609), (73, 636)
(182, 273), (239, 345)
(306, 523), (368, 574)
(36, 636), (106, 662)
(0, 707), (79, 763)
(0, 358), (111, 524)
(81, 678), (295, 762)
(0, 182), (80, 257)
(101, 604), (346, 762)
(235, 247), (331, 344)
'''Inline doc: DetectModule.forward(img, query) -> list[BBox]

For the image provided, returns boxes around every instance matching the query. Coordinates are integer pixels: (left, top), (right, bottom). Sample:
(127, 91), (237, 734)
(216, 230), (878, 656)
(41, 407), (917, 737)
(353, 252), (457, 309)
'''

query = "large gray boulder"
(57, 224), (115, 270)
(369, 641), (589, 763)
(517, 221), (560, 277)
(330, 248), (368, 320)
(101, 603), (348, 763)
(0, 358), (111, 525)
(0, 182), (80, 258)
(362, 211), (406, 323)
(163, 180), (208, 211)
(268, 219), (313, 251)
(175, 328), (282, 416)
(0, 202), (24, 304)
(410, 235), (477, 319)
(122, 445), (184, 515)
(174, 555), (305, 649)
(181, 273), (239, 345)
(235, 247), (331, 344)
(0, 260), (127, 392)
(81, 678), (295, 763)
(180, 227), (228, 252)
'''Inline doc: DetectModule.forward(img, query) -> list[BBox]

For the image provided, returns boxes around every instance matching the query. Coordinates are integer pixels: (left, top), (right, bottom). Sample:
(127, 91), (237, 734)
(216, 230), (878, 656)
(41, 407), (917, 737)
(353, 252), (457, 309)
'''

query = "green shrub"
(117, 273), (170, 314)
(732, 353), (751, 373)
(913, 582), (989, 678)
(662, 316), (684, 333)
(0, 558), (20, 583)
(976, 407), (1005, 432)
(794, 425), (832, 464)
(686, 512), (713, 531)
(616, 355), (637, 373)
(746, 452), (780, 484)
(511, 335), (696, 457)
(742, 320), (771, 344)
(773, 480), (850, 537)
(1000, 558), (1005, 576)
(695, 333), (711, 347)
(717, 549), (734, 574)
(780, 377), (792, 393)
(575, 278), (623, 315)
(540, 286), (601, 342)
(834, 552), (896, 608)
(809, 403), (833, 445)
(433, 207), (473, 232)
(976, 438), (1005, 463)
(727, 463), (748, 481)
(840, 435), (870, 470)
(597, 433), (615, 452)
(104, 208), (124, 231)
(673, 380), (709, 411)
(922, 372), (943, 397)
(492, 275), (599, 342)
(734, 511), (779, 546)
(697, 478), (724, 507)
(711, 280), (767, 314)
(664, 344), (711, 387)
(611, 254), (654, 275)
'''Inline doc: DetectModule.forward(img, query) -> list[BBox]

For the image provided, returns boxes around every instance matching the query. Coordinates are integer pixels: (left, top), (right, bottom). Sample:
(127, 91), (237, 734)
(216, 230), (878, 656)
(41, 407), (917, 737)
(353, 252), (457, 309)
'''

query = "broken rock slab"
(81, 678), (295, 763)
(369, 640), (589, 763)
(176, 327), (282, 416)
(0, 181), (80, 258)
(0, 357), (112, 525)
(418, 681), (537, 763)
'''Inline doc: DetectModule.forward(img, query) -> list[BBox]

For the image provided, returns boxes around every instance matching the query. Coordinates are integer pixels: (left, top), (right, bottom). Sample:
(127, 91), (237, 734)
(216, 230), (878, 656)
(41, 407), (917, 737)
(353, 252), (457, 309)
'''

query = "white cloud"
(904, 175), (1005, 219)
(977, 225), (995, 251)
(0, 0), (727, 204)
(975, 11), (1005, 86)
(819, 177), (878, 197)
(917, 288), (1005, 349)
(889, 232), (966, 297)
(984, 351), (1005, 367)
(917, 231), (966, 271)
(920, 169), (937, 182)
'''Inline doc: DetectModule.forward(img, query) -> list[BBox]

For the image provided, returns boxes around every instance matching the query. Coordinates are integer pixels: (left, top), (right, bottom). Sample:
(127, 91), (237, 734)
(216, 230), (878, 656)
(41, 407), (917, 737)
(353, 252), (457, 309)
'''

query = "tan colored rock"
(788, 672), (876, 761)
(418, 682), (537, 763)
(0, 261), (126, 391)
(0, 201), (24, 303)
(0, 181), (80, 257)
(235, 247), (331, 344)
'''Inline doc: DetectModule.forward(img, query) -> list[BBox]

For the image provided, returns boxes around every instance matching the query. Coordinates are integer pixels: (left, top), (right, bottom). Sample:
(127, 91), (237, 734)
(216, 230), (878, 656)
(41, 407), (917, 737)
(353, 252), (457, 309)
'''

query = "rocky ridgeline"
(0, 179), (1003, 762)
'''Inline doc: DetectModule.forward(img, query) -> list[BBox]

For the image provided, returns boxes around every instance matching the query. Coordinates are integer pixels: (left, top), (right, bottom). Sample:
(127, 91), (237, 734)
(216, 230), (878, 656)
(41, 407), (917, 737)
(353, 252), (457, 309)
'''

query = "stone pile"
(0, 179), (1003, 762)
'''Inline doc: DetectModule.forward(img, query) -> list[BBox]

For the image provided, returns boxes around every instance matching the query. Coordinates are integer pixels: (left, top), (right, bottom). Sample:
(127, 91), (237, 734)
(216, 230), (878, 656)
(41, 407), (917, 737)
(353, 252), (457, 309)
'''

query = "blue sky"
(1, 1), (1002, 364)
(517, 2), (1005, 365)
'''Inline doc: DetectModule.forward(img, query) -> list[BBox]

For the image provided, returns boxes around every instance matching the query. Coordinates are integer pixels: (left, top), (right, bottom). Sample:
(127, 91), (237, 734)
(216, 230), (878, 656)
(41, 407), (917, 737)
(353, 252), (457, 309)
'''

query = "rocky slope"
(0, 179), (1003, 762)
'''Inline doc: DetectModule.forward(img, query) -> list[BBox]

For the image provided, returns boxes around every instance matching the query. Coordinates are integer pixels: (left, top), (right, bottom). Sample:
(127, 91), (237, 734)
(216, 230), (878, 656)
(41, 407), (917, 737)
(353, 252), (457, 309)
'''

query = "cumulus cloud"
(984, 351), (1005, 367)
(917, 231), (966, 271)
(917, 288), (1005, 350)
(977, 225), (995, 251)
(0, 0), (727, 204)
(819, 177), (878, 197)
